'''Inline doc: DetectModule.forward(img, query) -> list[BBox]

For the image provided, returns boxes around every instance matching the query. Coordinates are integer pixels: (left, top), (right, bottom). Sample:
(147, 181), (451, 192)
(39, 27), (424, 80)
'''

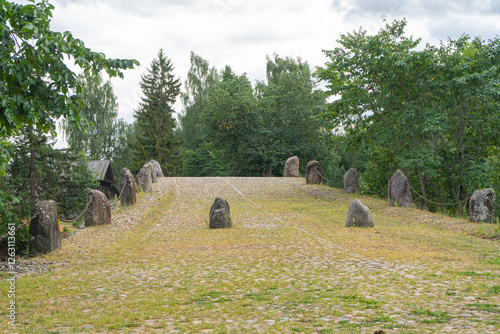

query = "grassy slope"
(1, 177), (499, 333)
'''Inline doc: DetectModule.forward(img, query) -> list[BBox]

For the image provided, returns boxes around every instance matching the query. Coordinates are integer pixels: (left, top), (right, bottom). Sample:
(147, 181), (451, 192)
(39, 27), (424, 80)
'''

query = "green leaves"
(0, 0), (138, 210)
(0, 0), (139, 138)
(130, 49), (182, 175)
(317, 19), (500, 212)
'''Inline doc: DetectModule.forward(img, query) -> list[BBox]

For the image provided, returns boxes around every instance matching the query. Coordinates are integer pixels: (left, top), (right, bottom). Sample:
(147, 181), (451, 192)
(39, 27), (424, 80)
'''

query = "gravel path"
(3, 177), (500, 333)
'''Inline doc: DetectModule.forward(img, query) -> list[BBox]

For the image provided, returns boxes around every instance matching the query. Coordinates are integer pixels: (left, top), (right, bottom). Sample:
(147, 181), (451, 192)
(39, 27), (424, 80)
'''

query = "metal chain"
(363, 186), (385, 194)
(110, 177), (128, 208)
(58, 193), (94, 223)
(312, 167), (344, 184)
(407, 181), (470, 206)
(0, 211), (39, 241)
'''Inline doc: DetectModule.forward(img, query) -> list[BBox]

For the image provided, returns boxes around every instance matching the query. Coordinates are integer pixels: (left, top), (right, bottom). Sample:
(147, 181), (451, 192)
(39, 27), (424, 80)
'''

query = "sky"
(17, 0), (500, 127)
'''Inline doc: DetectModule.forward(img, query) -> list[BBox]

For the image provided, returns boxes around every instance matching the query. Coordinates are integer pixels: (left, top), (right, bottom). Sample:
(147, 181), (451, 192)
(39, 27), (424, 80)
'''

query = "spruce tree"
(130, 49), (182, 175)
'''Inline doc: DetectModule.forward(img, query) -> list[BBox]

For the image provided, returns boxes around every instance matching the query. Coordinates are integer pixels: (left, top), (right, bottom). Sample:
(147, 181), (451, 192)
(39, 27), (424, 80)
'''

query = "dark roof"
(88, 160), (115, 184)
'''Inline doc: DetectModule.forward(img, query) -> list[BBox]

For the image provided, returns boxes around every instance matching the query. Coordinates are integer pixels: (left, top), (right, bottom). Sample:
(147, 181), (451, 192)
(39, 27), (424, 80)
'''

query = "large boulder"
(388, 170), (413, 207)
(119, 167), (136, 206)
(343, 168), (360, 194)
(306, 161), (322, 185)
(209, 197), (233, 229)
(469, 188), (496, 223)
(29, 200), (61, 256)
(136, 163), (153, 192)
(345, 199), (375, 227)
(149, 160), (164, 178)
(284, 156), (300, 177)
(85, 189), (111, 227)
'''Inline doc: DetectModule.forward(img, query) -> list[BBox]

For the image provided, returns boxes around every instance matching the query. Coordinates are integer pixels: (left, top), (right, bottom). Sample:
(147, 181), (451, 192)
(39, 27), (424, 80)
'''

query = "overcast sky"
(22, 0), (500, 125)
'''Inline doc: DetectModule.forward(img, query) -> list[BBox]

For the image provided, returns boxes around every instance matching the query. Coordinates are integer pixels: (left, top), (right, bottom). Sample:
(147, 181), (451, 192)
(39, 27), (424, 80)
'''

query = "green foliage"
(316, 19), (500, 212)
(62, 72), (118, 159)
(130, 48), (182, 175)
(202, 66), (264, 175)
(0, 0), (137, 236)
(183, 142), (227, 177)
(256, 55), (327, 176)
(179, 53), (329, 177)
(0, 0), (138, 137)
(56, 152), (99, 219)
(178, 52), (220, 152)
(2, 126), (97, 253)
(61, 72), (132, 187)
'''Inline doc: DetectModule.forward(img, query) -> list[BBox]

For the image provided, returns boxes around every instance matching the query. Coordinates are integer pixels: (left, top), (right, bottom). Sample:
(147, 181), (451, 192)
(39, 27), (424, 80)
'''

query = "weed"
(411, 308), (452, 323)
(468, 303), (500, 313)
(489, 285), (500, 294)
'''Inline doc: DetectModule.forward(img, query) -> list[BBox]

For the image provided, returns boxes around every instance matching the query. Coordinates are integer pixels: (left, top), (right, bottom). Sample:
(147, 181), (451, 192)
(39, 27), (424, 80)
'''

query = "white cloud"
(14, 0), (500, 130)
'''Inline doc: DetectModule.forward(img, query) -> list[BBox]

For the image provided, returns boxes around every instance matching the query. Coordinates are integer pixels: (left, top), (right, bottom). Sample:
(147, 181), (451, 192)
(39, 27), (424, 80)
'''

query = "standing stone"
(136, 163), (153, 192)
(388, 170), (413, 207)
(345, 199), (375, 227)
(284, 156), (300, 177)
(119, 167), (136, 206)
(344, 168), (360, 194)
(306, 161), (322, 185)
(85, 188), (111, 227)
(209, 197), (233, 229)
(29, 200), (61, 256)
(148, 162), (158, 184)
(469, 188), (496, 223)
(149, 160), (164, 178)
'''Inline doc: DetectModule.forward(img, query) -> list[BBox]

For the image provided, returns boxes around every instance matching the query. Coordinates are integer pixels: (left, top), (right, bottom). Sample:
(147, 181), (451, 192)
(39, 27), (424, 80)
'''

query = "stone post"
(120, 167), (136, 206)
(469, 188), (496, 223)
(29, 200), (61, 256)
(388, 170), (413, 207)
(284, 156), (300, 177)
(306, 161), (322, 185)
(85, 189), (111, 227)
(343, 168), (360, 194)
(209, 197), (233, 229)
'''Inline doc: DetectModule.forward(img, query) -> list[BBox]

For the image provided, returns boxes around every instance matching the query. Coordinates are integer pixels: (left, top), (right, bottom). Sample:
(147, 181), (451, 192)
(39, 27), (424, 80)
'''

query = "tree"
(130, 49), (182, 175)
(202, 66), (263, 175)
(178, 52), (220, 151)
(178, 52), (223, 176)
(61, 72), (133, 187)
(61, 72), (118, 160)
(0, 0), (137, 249)
(256, 55), (326, 176)
(0, 0), (138, 203)
(179, 54), (329, 177)
(316, 20), (500, 211)
(4, 126), (97, 252)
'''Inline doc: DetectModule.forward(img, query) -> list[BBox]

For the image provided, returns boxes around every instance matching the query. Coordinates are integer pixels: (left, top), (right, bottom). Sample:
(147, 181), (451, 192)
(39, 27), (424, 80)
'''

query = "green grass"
(1, 177), (500, 333)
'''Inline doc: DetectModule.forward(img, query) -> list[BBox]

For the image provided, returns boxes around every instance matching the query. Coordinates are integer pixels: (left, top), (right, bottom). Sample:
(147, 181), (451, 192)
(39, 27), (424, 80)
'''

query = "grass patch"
(339, 294), (380, 309)
(489, 285), (500, 294)
(468, 303), (500, 313)
(472, 224), (500, 240)
(411, 308), (452, 323)
(459, 270), (497, 277)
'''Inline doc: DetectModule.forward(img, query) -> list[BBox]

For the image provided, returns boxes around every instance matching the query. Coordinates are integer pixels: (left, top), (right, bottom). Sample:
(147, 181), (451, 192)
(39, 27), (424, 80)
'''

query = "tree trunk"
(28, 126), (37, 214)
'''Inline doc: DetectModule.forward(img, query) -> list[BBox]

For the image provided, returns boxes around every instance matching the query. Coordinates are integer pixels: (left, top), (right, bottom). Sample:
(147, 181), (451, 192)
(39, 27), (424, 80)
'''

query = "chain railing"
(110, 177), (128, 208)
(0, 211), (39, 241)
(361, 184), (385, 194)
(406, 181), (470, 206)
(58, 193), (94, 223)
(312, 167), (344, 184)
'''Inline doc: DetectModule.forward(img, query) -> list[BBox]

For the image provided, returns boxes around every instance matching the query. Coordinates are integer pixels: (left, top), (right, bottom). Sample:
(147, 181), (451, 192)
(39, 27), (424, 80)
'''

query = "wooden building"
(88, 160), (115, 199)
